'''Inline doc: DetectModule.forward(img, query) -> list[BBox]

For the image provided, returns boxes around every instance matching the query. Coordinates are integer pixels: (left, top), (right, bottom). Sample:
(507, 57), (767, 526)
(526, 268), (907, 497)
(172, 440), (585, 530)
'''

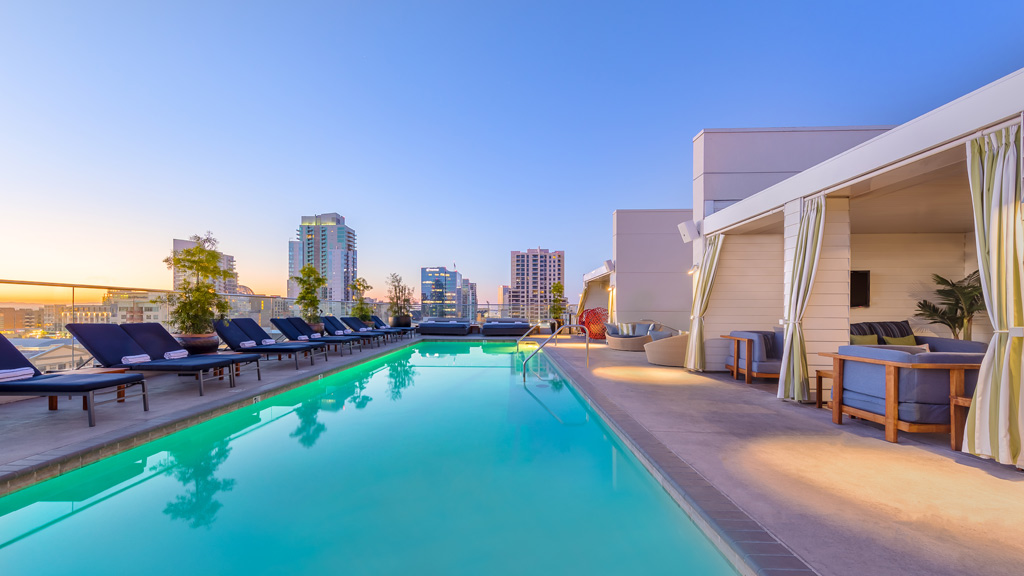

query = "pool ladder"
(521, 324), (589, 381)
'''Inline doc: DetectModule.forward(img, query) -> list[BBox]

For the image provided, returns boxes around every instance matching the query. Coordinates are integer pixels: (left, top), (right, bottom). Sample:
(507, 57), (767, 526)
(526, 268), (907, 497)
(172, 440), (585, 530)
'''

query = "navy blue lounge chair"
(340, 317), (392, 345)
(283, 317), (362, 354)
(216, 318), (327, 368)
(121, 322), (262, 380)
(369, 315), (413, 339)
(0, 334), (149, 426)
(322, 316), (380, 348)
(66, 323), (244, 396)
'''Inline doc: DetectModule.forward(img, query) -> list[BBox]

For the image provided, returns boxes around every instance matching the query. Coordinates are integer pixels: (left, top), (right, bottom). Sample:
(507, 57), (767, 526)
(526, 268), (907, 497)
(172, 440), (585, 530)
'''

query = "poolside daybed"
(480, 318), (532, 337)
(418, 318), (471, 336)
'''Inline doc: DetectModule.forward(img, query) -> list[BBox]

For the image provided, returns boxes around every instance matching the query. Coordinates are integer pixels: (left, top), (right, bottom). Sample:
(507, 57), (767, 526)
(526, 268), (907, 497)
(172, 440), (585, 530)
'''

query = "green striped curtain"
(778, 196), (826, 401)
(965, 124), (1023, 466)
(684, 235), (724, 371)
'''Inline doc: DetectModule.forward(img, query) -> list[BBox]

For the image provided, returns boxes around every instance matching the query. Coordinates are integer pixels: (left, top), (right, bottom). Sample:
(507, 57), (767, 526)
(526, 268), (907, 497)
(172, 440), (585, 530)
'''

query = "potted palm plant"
(386, 273), (413, 327)
(914, 271), (986, 340)
(292, 264), (327, 333)
(162, 232), (233, 354)
(349, 277), (374, 322)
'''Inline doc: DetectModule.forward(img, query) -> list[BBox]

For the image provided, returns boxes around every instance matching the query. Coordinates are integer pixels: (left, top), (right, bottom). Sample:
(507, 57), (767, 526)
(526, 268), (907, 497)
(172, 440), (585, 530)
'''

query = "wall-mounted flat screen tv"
(851, 270), (870, 308)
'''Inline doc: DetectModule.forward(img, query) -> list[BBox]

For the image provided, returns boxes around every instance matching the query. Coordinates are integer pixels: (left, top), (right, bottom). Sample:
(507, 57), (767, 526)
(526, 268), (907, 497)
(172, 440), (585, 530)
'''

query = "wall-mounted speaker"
(677, 220), (699, 243)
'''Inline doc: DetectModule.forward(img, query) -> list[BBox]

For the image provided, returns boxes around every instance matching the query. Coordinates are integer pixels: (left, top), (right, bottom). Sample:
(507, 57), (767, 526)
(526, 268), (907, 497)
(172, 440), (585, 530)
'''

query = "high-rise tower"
(287, 213), (358, 301)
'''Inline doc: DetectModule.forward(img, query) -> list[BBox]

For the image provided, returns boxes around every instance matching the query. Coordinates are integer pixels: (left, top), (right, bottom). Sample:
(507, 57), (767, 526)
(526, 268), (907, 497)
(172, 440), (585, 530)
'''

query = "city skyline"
(2, 3), (1024, 303)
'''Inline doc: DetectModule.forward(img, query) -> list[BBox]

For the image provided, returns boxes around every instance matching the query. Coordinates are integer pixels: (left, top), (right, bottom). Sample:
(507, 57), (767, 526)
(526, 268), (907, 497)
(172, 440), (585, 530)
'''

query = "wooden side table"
(815, 369), (833, 409)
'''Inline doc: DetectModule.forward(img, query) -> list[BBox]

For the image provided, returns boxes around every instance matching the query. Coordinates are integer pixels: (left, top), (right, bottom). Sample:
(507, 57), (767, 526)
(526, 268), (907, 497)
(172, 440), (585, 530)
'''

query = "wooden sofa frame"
(721, 334), (780, 384)
(820, 352), (979, 449)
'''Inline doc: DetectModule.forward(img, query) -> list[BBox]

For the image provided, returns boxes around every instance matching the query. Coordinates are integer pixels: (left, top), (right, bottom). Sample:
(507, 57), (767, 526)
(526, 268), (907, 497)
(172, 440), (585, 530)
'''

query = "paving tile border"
(0, 338), (423, 498)
(545, 351), (820, 576)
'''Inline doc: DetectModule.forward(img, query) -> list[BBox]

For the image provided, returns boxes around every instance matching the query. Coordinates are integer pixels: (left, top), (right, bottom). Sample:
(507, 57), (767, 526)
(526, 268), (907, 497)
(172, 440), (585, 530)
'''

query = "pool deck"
(3, 334), (1023, 576)
(540, 337), (1024, 576)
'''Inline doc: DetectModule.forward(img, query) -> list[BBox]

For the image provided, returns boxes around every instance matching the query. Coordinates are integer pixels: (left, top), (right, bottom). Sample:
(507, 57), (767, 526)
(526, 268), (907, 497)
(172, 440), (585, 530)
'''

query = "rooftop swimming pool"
(0, 341), (737, 575)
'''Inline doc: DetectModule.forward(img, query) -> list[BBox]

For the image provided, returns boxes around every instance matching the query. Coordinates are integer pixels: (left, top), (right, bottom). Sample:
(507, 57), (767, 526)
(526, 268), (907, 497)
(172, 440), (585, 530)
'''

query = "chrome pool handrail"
(515, 324), (541, 350)
(522, 324), (589, 381)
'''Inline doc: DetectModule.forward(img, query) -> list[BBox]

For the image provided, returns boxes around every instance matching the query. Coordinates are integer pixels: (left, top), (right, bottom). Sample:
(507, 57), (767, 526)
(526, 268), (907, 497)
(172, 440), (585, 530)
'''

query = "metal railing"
(521, 324), (589, 381)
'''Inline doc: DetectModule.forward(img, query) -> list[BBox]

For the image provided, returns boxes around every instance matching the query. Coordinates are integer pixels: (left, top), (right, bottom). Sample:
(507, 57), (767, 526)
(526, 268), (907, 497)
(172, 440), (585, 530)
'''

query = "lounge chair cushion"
(66, 324), (150, 368)
(121, 323), (188, 358)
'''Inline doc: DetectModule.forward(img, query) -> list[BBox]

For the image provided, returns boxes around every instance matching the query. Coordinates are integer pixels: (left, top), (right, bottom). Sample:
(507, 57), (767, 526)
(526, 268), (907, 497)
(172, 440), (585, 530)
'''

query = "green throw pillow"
(883, 334), (917, 346)
(850, 334), (878, 345)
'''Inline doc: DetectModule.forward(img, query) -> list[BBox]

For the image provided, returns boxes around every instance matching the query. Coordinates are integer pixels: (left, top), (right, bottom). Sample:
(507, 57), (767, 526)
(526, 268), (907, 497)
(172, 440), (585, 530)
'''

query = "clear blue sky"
(2, 1), (1023, 303)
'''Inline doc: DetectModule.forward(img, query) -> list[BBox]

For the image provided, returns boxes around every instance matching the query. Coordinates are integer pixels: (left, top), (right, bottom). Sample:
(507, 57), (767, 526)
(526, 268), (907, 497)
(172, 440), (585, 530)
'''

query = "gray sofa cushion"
(842, 390), (951, 425)
(837, 345), (984, 418)
(648, 330), (674, 341)
(603, 322), (619, 336)
(916, 336), (988, 353)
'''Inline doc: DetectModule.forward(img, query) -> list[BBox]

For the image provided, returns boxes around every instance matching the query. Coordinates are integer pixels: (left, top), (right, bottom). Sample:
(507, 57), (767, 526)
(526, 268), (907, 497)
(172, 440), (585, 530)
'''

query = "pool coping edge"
(543, 350), (821, 576)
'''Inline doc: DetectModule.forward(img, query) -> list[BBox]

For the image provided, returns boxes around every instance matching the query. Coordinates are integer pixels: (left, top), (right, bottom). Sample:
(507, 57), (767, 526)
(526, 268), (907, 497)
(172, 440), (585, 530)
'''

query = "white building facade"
(287, 213), (358, 302)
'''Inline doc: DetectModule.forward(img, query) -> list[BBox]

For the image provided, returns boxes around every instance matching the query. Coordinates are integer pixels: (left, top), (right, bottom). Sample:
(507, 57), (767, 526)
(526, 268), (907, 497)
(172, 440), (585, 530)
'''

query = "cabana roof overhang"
(704, 68), (1024, 235)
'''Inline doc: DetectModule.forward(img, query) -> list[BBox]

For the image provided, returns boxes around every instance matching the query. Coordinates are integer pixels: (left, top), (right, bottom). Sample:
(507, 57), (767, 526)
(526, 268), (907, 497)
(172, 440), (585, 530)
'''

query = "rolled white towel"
(309, 333), (321, 339)
(0, 367), (35, 382)
(334, 330), (345, 336)
(344, 329), (354, 334)
(359, 328), (368, 332)
(262, 339), (276, 345)
(239, 340), (257, 348)
(297, 335), (309, 341)
(164, 349), (189, 360)
(121, 354), (151, 365)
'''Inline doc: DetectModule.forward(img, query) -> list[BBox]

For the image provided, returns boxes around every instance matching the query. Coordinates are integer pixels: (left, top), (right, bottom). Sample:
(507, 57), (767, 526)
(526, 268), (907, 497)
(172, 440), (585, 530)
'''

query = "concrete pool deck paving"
(2, 333), (1023, 576)
(540, 338), (1024, 576)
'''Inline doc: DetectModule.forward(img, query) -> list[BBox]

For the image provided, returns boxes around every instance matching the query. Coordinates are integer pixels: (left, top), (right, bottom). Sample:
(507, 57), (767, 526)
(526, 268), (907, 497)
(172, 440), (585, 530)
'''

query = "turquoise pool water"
(0, 342), (736, 575)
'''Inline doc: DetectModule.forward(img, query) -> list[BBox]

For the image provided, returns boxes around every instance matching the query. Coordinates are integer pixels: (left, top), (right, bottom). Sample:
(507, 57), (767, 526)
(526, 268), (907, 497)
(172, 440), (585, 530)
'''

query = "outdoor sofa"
(480, 318), (532, 337)
(417, 318), (471, 336)
(644, 332), (689, 367)
(824, 337), (986, 447)
(722, 328), (784, 383)
(0, 334), (149, 427)
(605, 322), (677, 352)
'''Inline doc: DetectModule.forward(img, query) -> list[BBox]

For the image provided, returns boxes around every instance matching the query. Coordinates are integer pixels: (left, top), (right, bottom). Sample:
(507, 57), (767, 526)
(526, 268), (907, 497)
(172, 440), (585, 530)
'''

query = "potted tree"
(915, 271), (986, 340)
(548, 281), (567, 334)
(292, 263), (327, 333)
(386, 273), (413, 327)
(162, 232), (233, 354)
(349, 277), (374, 322)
